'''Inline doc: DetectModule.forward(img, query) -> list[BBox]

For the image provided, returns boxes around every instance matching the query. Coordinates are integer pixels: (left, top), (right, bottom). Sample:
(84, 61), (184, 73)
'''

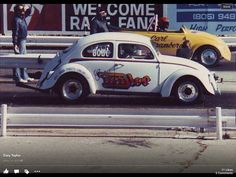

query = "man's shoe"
(18, 78), (28, 83)
(27, 77), (35, 82)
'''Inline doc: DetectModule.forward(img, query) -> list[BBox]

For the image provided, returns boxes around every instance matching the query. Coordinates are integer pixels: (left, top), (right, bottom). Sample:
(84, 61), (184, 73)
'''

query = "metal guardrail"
(0, 42), (73, 47)
(0, 35), (81, 49)
(0, 53), (55, 69)
(1, 104), (235, 140)
(0, 36), (236, 48)
(220, 37), (236, 47)
(0, 35), (82, 43)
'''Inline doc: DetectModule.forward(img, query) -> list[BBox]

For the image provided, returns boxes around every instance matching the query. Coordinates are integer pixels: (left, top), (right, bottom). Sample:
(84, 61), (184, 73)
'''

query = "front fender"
(193, 43), (231, 62)
(185, 31), (231, 61)
(161, 69), (215, 97)
(211, 43), (231, 61)
(39, 63), (96, 94)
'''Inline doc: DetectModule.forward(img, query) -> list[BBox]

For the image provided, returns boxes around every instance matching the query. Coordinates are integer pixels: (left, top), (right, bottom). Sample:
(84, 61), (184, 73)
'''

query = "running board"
(15, 82), (49, 93)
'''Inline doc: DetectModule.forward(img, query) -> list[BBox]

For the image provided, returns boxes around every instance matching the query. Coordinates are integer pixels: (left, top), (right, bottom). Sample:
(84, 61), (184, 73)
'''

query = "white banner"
(167, 4), (236, 35)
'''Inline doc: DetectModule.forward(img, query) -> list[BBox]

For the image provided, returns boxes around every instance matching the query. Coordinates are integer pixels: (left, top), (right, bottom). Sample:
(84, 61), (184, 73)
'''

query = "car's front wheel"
(173, 78), (204, 104)
(195, 46), (220, 67)
(58, 76), (89, 103)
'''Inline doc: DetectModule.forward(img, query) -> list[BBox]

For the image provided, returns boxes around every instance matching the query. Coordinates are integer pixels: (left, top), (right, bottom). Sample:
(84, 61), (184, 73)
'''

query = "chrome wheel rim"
(62, 79), (83, 100)
(178, 82), (198, 103)
(200, 49), (218, 66)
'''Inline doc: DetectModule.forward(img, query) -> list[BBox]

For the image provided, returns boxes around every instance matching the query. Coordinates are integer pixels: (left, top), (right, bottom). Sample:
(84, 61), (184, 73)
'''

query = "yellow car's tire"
(195, 46), (220, 67)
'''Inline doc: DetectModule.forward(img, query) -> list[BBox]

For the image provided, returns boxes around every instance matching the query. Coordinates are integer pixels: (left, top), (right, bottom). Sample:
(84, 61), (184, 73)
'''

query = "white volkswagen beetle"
(37, 32), (220, 104)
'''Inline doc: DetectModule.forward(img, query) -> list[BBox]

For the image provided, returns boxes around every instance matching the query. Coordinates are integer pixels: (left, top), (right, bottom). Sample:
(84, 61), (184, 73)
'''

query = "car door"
(80, 42), (116, 91)
(112, 42), (160, 93)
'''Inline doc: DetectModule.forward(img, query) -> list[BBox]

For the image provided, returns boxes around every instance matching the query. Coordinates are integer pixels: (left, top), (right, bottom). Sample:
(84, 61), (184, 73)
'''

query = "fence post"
(216, 107), (222, 140)
(1, 104), (7, 137)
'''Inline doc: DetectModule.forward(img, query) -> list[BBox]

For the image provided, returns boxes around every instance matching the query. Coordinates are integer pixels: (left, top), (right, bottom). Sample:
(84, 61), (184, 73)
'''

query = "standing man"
(12, 4), (34, 83)
(90, 7), (120, 34)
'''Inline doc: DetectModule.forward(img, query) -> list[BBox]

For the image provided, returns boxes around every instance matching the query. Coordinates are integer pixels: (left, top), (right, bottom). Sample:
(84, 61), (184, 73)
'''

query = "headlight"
(208, 72), (217, 88)
(210, 72), (219, 81)
(210, 72), (218, 81)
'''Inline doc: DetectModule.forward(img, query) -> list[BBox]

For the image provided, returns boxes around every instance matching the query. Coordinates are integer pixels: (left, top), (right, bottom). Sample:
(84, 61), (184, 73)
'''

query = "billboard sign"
(65, 4), (162, 31)
(167, 4), (236, 35)
(3, 4), (163, 35)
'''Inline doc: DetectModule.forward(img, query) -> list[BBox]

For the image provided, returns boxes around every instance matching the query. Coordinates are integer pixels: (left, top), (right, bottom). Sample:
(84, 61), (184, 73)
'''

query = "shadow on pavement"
(0, 93), (207, 108)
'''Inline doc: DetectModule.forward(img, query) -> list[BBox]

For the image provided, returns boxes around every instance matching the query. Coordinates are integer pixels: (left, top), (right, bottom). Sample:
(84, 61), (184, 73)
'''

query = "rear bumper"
(15, 82), (49, 93)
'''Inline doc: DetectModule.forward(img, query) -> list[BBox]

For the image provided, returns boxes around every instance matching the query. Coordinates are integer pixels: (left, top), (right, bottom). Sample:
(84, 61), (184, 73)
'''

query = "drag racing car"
(124, 26), (231, 67)
(36, 32), (221, 104)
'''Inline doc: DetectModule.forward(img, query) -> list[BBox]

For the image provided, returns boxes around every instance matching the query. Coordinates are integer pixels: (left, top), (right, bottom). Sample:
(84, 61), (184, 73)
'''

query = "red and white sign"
(0, 4), (3, 34)
(3, 4), (163, 35)
(4, 4), (62, 35)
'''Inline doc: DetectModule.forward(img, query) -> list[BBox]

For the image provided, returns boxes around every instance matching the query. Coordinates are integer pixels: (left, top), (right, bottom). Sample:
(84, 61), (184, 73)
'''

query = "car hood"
(160, 54), (209, 72)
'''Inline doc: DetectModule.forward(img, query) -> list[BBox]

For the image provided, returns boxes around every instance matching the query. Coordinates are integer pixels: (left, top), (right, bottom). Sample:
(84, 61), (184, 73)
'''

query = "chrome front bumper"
(212, 72), (223, 83)
(210, 72), (222, 95)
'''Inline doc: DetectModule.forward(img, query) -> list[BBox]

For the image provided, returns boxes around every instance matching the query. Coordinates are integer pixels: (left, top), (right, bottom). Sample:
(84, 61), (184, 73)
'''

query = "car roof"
(78, 32), (151, 46)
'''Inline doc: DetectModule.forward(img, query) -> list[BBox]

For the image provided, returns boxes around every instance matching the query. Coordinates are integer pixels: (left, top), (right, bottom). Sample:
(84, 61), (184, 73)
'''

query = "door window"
(118, 44), (154, 60)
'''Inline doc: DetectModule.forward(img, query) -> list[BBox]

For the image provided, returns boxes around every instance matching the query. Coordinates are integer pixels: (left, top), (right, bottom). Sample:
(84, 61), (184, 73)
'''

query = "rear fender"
(39, 63), (96, 94)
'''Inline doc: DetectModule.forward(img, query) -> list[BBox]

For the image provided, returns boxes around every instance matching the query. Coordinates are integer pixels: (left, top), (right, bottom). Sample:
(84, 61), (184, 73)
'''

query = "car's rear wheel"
(173, 78), (204, 104)
(58, 76), (89, 103)
(195, 46), (220, 67)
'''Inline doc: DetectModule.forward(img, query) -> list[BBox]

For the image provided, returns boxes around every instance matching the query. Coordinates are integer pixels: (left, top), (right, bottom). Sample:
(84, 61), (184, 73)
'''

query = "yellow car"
(124, 26), (231, 67)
